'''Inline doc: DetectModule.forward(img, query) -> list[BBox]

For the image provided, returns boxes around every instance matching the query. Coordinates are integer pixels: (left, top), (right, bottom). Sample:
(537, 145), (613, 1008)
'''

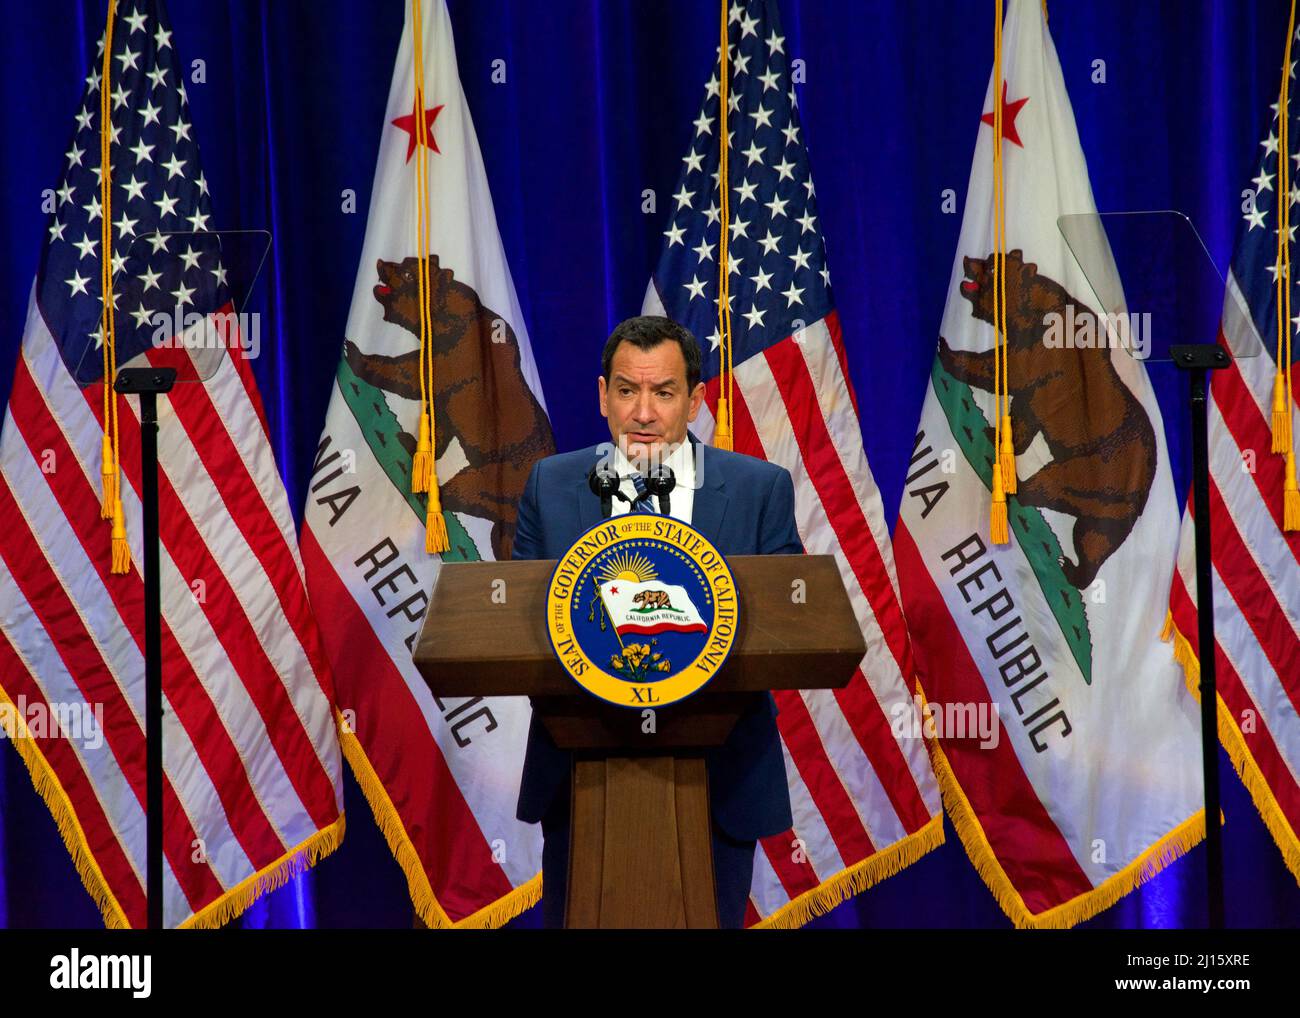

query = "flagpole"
(114, 366), (177, 930)
(1171, 343), (1229, 930)
(598, 589), (627, 654)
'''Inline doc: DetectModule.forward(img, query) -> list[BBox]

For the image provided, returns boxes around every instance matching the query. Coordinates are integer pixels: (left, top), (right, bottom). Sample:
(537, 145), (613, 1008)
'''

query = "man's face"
(598, 339), (706, 466)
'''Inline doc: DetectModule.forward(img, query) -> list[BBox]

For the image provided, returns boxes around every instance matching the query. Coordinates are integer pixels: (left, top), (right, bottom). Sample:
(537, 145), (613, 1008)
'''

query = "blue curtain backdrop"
(1, 0), (1297, 929)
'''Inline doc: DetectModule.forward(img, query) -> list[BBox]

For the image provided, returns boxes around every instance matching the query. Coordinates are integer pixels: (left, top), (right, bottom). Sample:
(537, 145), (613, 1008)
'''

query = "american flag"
(643, 0), (943, 926)
(0, 0), (343, 928)
(1166, 29), (1300, 885)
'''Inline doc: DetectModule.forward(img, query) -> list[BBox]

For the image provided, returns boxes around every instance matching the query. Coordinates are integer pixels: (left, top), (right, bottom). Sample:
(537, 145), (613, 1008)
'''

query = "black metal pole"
(1188, 366), (1225, 930)
(1172, 344), (1228, 930)
(140, 388), (163, 931)
(115, 367), (175, 930)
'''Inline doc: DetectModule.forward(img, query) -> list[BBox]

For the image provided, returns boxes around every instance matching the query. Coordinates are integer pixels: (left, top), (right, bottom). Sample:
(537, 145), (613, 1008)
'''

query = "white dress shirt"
(608, 439), (697, 524)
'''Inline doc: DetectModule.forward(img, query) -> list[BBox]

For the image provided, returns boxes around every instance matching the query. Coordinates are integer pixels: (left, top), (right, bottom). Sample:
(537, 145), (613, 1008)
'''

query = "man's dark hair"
(601, 315), (702, 391)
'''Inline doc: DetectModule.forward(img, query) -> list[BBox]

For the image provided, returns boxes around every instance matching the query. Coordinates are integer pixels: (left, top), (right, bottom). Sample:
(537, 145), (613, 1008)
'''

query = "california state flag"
(601, 581), (709, 636)
(300, 0), (553, 926)
(894, 0), (1204, 927)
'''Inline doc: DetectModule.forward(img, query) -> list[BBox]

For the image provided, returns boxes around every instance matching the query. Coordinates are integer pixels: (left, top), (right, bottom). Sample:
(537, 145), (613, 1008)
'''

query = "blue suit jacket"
(511, 433), (801, 841)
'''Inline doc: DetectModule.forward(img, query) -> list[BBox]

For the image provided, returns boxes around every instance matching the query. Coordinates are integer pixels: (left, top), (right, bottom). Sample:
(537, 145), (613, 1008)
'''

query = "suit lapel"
(575, 455), (604, 534)
(690, 437), (728, 544)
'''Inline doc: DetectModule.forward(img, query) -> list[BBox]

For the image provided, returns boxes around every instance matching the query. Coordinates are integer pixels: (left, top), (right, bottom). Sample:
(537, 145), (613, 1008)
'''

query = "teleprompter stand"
(1056, 210), (1255, 930)
(114, 366), (177, 931)
(1170, 342), (1231, 930)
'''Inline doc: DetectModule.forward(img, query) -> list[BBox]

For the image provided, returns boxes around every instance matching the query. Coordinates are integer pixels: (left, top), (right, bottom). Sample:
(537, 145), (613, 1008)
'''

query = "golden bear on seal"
(633, 589), (672, 610)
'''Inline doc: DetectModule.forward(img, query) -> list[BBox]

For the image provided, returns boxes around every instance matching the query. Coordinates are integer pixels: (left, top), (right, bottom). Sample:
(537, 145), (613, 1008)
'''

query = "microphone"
(645, 464), (676, 517)
(588, 460), (620, 519)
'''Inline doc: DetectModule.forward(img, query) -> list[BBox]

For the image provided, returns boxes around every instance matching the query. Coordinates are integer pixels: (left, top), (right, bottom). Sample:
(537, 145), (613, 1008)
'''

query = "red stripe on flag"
(82, 386), (339, 834)
(714, 358), (933, 835)
(703, 374), (764, 458)
(708, 377), (868, 881)
(0, 477), (222, 914)
(718, 374), (927, 845)
(0, 626), (148, 926)
(1211, 354), (1300, 568)
(761, 336), (933, 826)
(758, 828), (821, 899)
(1206, 480), (1300, 718)
(220, 326), (273, 445)
(7, 356), (288, 872)
(1169, 571), (1199, 656)
(773, 689), (876, 862)
(145, 347), (335, 701)
(1170, 575), (1300, 834)
(300, 523), (514, 918)
(894, 521), (1094, 911)
(763, 336), (913, 675)
(833, 668), (934, 833)
(823, 311), (860, 419)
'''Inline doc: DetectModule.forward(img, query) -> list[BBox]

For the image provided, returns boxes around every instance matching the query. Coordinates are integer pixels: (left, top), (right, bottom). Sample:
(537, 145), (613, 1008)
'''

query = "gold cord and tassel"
(713, 0), (734, 450)
(409, 0), (449, 551)
(99, 0), (130, 574)
(989, 0), (1013, 540)
(100, 433), (118, 515)
(1275, 0), (1299, 530)
(990, 464), (1009, 544)
(1272, 373), (1292, 453)
(1285, 451), (1300, 530)
(411, 411), (433, 491)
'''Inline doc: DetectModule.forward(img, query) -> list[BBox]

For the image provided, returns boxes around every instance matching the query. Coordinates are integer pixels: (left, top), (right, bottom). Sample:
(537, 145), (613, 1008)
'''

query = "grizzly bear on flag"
(343, 254), (554, 559)
(937, 249), (1158, 589)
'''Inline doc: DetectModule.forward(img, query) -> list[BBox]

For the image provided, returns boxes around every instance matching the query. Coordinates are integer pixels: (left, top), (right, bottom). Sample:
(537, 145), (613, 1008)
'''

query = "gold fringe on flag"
(1162, 612), (1300, 884)
(0, 680), (346, 929)
(0, 681), (131, 927)
(753, 815), (944, 929)
(915, 677), (1208, 928)
(337, 713), (541, 928)
(180, 818), (346, 930)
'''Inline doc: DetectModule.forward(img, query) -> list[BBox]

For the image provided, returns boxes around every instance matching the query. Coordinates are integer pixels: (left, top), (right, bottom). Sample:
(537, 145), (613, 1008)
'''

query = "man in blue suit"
(511, 315), (803, 928)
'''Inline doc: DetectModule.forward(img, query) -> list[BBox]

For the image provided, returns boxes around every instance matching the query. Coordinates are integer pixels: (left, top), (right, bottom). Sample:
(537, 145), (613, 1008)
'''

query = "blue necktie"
(628, 472), (657, 514)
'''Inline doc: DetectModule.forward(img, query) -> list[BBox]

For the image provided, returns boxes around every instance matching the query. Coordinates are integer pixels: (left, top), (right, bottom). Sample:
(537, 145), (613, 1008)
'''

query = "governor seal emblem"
(545, 515), (738, 708)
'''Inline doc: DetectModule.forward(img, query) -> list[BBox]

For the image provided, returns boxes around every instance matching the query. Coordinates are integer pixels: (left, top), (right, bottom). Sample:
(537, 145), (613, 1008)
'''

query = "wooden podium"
(413, 554), (864, 928)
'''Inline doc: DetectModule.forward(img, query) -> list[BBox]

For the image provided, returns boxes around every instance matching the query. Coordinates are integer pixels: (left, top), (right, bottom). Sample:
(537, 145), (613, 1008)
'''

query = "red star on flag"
(610, 586), (619, 595)
(980, 81), (1029, 147)
(392, 96), (445, 162)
